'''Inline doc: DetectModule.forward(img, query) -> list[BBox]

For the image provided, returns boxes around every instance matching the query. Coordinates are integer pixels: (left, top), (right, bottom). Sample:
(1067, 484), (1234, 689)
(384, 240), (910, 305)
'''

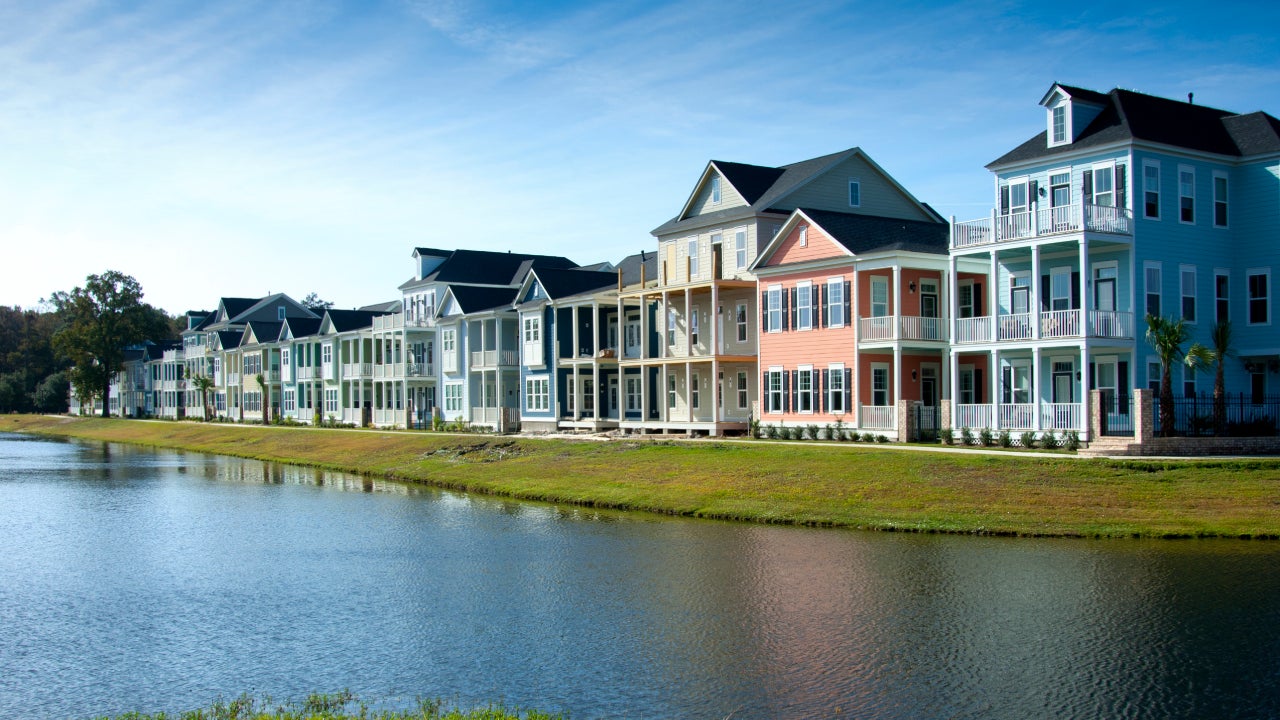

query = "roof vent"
(1188, 92), (1194, 105)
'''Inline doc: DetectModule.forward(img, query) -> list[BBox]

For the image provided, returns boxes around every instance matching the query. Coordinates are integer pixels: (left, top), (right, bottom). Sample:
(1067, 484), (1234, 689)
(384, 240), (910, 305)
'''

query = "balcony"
(954, 310), (1133, 344)
(406, 362), (434, 378)
(470, 349), (519, 368)
(953, 203), (1132, 249)
(343, 363), (373, 378)
(296, 367), (316, 381)
(859, 315), (947, 342)
(374, 363), (404, 378)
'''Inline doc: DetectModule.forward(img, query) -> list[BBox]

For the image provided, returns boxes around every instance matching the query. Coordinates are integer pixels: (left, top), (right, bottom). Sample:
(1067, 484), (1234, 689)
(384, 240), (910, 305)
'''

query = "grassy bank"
(92, 692), (560, 719)
(7, 414), (1280, 539)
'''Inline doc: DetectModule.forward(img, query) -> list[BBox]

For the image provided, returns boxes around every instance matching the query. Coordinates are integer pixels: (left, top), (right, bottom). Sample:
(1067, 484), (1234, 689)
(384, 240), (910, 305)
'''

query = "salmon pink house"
(753, 207), (950, 437)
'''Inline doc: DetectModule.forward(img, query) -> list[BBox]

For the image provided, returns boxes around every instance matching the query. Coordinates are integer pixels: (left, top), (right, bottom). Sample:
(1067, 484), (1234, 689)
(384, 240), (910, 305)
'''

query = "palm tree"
(192, 374), (215, 421)
(256, 373), (270, 425)
(1207, 320), (1234, 435)
(1145, 314), (1211, 436)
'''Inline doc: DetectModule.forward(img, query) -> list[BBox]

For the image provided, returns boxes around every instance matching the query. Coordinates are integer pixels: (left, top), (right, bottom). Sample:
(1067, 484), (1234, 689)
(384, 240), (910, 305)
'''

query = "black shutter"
(1089, 362), (1096, 388)
(761, 291), (768, 332)
(1071, 271), (1081, 310)
(762, 371), (769, 412)
(818, 284), (826, 329)
(999, 185), (1010, 215)
(786, 370), (795, 414)
(974, 282), (983, 316)
(1117, 165), (1127, 209)
(843, 281), (852, 326)
(844, 368), (853, 411)
(781, 289), (790, 331)
(1041, 274), (1050, 312)
(790, 288), (798, 331)
(1082, 170), (1094, 205)
(1118, 361), (1130, 413)
(1001, 366), (1011, 404)
(1029, 179), (1040, 206)
(821, 370), (829, 414)
(974, 368), (983, 402)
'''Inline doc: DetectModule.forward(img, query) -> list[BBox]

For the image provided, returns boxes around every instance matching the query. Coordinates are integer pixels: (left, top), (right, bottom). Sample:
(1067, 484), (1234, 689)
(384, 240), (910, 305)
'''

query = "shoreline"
(5, 414), (1280, 540)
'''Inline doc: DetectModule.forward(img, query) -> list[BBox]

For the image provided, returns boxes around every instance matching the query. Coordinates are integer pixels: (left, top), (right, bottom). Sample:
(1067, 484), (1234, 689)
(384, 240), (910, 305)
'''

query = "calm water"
(1, 432), (1278, 719)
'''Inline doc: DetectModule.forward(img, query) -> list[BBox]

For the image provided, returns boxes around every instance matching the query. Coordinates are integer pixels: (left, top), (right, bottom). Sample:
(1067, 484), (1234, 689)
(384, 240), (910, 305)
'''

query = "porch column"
(573, 364), (581, 420)
(686, 362), (693, 424)
(591, 301), (600, 356)
(949, 348), (960, 429)
(989, 251), (999, 341)
(684, 287), (692, 357)
(711, 282), (720, 355)
(991, 348), (999, 430)
(1033, 346), (1043, 432)
(1031, 244), (1042, 340)
(893, 346), (902, 416)
(496, 371), (504, 431)
(1079, 238), (1090, 335)
(572, 306), (580, 361)
(948, 255), (958, 343)
(660, 292), (669, 359)
(892, 265), (901, 338)
(1080, 342), (1091, 436)
(852, 267), (860, 405)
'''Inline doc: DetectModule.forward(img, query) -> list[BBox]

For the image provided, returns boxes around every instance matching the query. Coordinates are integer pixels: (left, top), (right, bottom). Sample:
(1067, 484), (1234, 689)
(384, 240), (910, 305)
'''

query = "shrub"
(765, 424), (779, 440)
(960, 427), (974, 446)
(1019, 430), (1037, 449)
(824, 423), (836, 441)
(1064, 429), (1080, 451)
(806, 424), (820, 441)
(998, 430), (1012, 448)
(978, 428), (994, 447)
(838, 429), (852, 442)
(939, 427), (954, 445)
(1042, 429), (1058, 449)
(748, 417), (761, 439)
(862, 432), (877, 443)
(875, 434), (889, 443)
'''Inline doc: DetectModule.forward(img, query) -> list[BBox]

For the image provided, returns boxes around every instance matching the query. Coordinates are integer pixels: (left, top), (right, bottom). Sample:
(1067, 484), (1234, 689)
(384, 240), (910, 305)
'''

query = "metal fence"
(1099, 391), (1135, 437)
(1153, 393), (1280, 437)
(914, 404), (939, 442)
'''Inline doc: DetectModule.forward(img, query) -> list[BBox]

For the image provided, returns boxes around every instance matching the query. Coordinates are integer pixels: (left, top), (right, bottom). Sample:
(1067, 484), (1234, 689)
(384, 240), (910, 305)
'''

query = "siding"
(775, 154), (933, 221)
(686, 170), (748, 217)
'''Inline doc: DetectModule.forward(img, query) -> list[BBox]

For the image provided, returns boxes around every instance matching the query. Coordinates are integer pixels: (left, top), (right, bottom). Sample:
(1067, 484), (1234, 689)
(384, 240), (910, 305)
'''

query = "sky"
(2, 0), (1279, 315)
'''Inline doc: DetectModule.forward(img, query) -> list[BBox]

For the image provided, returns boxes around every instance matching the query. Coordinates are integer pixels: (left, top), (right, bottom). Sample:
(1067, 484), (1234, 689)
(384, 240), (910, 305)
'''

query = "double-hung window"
(737, 371), (748, 410)
(767, 369), (783, 413)
(735, 230), (747, 268)
(1143, 161), (1160, 219)
(1215, 270), (1230, 323)
(828, 365), (845, 414)
(796, 283), (813, 330)
(626, 378), (641, 412)
(1248, 269), (1270, 325)
(827, 279), (844, 327)
(797, 367), (813, 413)
(667, 374), (677, 409)
(710, 176), (721, 204)
(767, 286), (782, 332)
(848, 179), (861, 207)
(687, 239), (699, 279)
(736, 303), (748, 342)
(1181, 265), (1197, 323)
(525, 377), (548, 412)
(1145, 263), (1162, 318)
(667, 309), (677, 347)
(1179, 166), (1195, 223)
(1213, 172), (1228, 227)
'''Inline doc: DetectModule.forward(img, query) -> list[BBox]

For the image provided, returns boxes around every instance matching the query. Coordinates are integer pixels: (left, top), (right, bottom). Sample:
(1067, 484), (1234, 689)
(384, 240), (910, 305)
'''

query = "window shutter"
(790, 288), (798, 331)
(1028, 179), (1040, 205)
(974, 282), (983, 316)
(974, 368), (983, 401)
(1082, 170), (1094, 205)
(760, 291), (768, 332)
(781, 289), (790, 331)
(820, 370), (828, 414)
(817, 284), (826, 329)
(1118, 361), (1130, 414)
(785, 370), (794, 413)
(1001, 366), (1012, 404)
(999, 185), (1010, 215)
(844, 368), (853, 410)
(843, 281), (852, 325)
(762, 371), (768, 410)
(1041, 274), (1050, 312)
(1117, 165), (1127, 209)
(1071, 271), (1080, 310)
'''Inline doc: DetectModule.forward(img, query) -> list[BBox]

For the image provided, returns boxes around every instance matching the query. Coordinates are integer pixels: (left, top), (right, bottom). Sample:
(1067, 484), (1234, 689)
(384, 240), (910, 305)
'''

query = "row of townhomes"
(78, 84), (1280, 443)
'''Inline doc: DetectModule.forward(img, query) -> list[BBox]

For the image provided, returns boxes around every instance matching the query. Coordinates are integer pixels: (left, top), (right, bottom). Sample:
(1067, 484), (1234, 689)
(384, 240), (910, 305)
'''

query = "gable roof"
(322, 309), (383, 333)
(753, 208), (949, 270)
(216, 331), (242, 350)
(528, 267), (618, 301)
(217, 297), (259, 322)
(243, 320), (283, 347)
(442, 285), (519, 315)
(279, 317), (322, 341)
(399, 248), (579, 290)
(992, 85), (1280, 167)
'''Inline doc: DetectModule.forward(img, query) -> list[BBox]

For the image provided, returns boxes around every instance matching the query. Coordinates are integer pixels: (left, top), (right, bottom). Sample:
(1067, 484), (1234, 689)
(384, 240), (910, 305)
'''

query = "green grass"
(91, 692), (562, 719)
(8, 414), (1280, 539)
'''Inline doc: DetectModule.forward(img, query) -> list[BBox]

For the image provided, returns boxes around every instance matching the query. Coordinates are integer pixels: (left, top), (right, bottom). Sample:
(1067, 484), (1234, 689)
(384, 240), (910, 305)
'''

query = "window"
(1051, 106), (1066, 144)
(958, 281), (974, 319)
(710, 175), (721, 204)
(767, 286), (782, 333)
(767, 369), (783, 413)
(525, 377), (548, 412)
(796, 283), (813, 330)
(1006, 179), (1029, 215)
(691, 374), (700, 409)
(687, 239), (699, 278)
(283, 389), (295, 413)
(1049, 171), (1070, 208)
(1147, 361), (1162, 393)
(1145, 263), (1162, 318)
(322, 345), (332, 364)
(626, 377), (641, 412)
(798, 225), (808, 247)
(325, 389), (338, 414)
(1216, 270), (1230, 323)
(1213, 172), (1228, 227)
(667, 308), (677, 346)
(735, 231), (747, 269)
(959, 366), (975, 405)
(829, 365), (845, 414)
(667, 374), (677, 409)
(1093, 164), (1115, 207)
(737, 371), (748, 410)
(281, 349), (290, 367)
(690, 310), (700, 346)
(277, 306), (286, 320)
(872, 365), (889, 406)
(1183, 366), (1196, 399)
(1181, 266), (1197, 323)
(871, 276), (889, 317)
(1179, 166), (1195, 223)
(736, 303), (748, 342)
(1252, 373), (1267, 405)
(581, 379), (595, 414)
(848, 179), (861, 207)
(827, 279), (844, 327)
(523, 316), (540, 343)
(1248, 269), (1270, 325)
(1143, 161), (1160, 219)
(1050, 267), (1071, 311)
(797, 367), (813, 413)
(444, 383), (463, 413)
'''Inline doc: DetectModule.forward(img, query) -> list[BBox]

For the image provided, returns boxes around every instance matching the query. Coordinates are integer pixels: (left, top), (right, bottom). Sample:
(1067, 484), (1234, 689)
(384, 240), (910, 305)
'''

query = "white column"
(949, 348), (959, 429)
(1079, 238), (1090, 336)
(1080, 342), (1091, 436)
(660, 292), (668, 360)
(684, 287), (693, 357)
(1033, 346), (1043, 432)
(1031, 244), (1042, 340)
(991, 348), (999, 430)
(711, 283), (720, 355)
(892, 265), (902, 339)
(989, 251), (999, 341)
(591, 301), (599, 355)
(852, 267), (860, 409)
(572, 306), (580, 362)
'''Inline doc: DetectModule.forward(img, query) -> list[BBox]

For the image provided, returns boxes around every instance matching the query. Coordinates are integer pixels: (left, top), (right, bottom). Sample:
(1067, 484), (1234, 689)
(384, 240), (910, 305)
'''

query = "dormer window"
(1051, 106), (1066, 144)
(710, 175), (721, 204)
(277, 306), (286, 320)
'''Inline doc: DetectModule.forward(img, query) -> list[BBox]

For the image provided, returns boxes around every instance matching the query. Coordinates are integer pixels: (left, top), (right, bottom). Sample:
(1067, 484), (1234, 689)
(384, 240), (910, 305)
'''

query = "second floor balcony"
(470, 349), (519, 368)
(953, 202), (1132, 249)
(955, 309), (1133, 344)
(858, 315), (947, 343)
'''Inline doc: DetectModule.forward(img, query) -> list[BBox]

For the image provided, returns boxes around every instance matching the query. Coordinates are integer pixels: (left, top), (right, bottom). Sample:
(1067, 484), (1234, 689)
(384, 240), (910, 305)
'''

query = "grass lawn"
(6, 414), (1280, 539)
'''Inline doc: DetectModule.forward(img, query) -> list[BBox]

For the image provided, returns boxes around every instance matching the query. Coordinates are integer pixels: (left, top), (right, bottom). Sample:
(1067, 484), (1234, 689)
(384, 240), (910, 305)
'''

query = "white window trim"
(525, 375), (549, 413)
(1178, 164), (1196, 225)
(796, 281), (813, 331)
(797, 364), (814, 414)
(798, 225), (808, 247)
(1142, 159), (1161, 220)
(1047, 99), (1070, 147)
(871, 363), (890, 407)
(828, 362), (846, 415)
(1144, 261), (1163, 319)
(687, 238), (700, 279)
(1050, 266), (1072, 311)
(768, 366), (784, 414)
(735, 302), (748, 343)
(826, 277), (845, 328)
(870, 275), (889, 317)
(1091, 161), (1117, 207)
(710, 175), (721, 204)
(734, 229), (747, 269)
(1214, 268), (1230, 324)
(848, 178), (861, 208)
(1248, 267), (1271, 327)
(1212, 170), (1229, 228)
(1180, 264), (1197, 324)
(736, 370), (749, 410)
(767, 284), (782, 334)
(1007, 175), (1030, 215)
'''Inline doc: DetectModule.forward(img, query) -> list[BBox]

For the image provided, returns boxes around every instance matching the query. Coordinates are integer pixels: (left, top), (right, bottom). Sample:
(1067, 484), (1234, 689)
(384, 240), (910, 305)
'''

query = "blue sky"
(3, 0), (1279, 314)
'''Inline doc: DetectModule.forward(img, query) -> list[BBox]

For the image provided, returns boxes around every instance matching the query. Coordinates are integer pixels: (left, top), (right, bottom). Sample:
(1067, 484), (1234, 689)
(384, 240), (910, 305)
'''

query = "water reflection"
(0, 433), (1278, 720)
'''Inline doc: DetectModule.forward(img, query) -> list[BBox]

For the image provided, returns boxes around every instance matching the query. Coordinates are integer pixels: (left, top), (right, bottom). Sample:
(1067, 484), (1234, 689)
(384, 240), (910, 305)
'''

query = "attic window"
(277, 306), (286, 320)
(799, 226), (808, 247)
(1052, 106), (1066, 144)
(710, 176), (721, 204)
(848, 179), (861, 207)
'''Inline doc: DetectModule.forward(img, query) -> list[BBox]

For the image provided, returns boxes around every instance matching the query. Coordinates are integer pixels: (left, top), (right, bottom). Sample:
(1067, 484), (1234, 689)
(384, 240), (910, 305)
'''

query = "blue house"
(948, 83), (1280, 438)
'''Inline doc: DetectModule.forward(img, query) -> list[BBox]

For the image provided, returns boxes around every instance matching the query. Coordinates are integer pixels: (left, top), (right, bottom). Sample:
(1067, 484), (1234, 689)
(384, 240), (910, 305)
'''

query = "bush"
(749, 417), (761, 439)
(765, 424), (779, 440)
(805, 424), (820, 441)
(939, 427), (954, 445)
(875, 434), (889, 443)
(824, 423), (836, 441)
(960, 427), (974, 446)
(998, 430), (1012, 448)
(978, 428), (994, 447)
(1019, 430), (1037, 449)
(1064, 429), (1080, 451)
(862, 432), (877, 443)
(1042, 429), (1058, 449)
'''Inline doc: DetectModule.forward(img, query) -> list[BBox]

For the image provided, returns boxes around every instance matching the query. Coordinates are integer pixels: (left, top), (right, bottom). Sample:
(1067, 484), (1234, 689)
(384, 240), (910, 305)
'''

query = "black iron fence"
(1153, 393), (1280, 437)
(1099, 390), (1135, 436)
(914, 404), (939, 442)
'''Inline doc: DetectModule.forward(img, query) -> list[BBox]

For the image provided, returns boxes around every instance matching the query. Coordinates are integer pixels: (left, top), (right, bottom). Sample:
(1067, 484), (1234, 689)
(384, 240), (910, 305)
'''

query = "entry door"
(920, 280), (940, 339)
(1095, 358), (1120, 427)
(1052, 361), (1074, 403)
(920, 367), (938, 406)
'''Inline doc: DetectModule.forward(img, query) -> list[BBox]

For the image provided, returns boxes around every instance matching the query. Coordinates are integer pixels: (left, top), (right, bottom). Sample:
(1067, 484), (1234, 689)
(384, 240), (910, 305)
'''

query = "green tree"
(191, 373), (215, 421)
(256, 372), (271, 424)
(1144, 314), (1211, 436)
(49, 271), (170, 418)
(32, 370), (70, 413)
(1205, 320), (1234, 435)
(301, 293), (333, 311)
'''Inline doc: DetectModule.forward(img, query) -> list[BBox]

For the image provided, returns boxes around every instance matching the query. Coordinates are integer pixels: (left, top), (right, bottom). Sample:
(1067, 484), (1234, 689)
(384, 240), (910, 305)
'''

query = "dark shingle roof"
(991, 86), (1280, 167)
(448, 286), (519, 314)
(615, 250), (659, 287)
(530, 267), (618, 301)
(245, 321), (283, 345)
(424, 249), (577, 286)
(798, 208), (949, 256)
(324, 309), (382, 333)
(219, 297), (258, 321)
(281, 317), (322, 340)
(217, 331), (242, 350)
(712, 161), (785, 204)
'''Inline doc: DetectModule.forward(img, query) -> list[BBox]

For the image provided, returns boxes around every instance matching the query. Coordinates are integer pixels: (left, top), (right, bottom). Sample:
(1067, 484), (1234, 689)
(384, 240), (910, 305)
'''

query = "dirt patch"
(427, 440), (525, 463)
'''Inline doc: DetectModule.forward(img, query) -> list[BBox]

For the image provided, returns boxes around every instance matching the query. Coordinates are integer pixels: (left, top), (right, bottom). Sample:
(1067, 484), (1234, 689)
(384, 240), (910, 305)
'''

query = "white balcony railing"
(955, 316), (992, 344)
(859, 316), (947, 342)
(1041, 403), (1083, 430)
(952, 202), (1133, 249)
(296, 367), (315, 381)
(1090, 310), (1133, 339)
(374, 363), (404, 379)
(342, 363), (373, 378)
(1040, 309), (1082, 338)
(470, 349), (519, 367)
(997, 313), (1033, 341)
(859, 316), (895, 341)
(998, 403), (1036, 430)
(406, 362), (434, 377)
(956, 404), (994, 429)
(860, 405), (895, 429)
